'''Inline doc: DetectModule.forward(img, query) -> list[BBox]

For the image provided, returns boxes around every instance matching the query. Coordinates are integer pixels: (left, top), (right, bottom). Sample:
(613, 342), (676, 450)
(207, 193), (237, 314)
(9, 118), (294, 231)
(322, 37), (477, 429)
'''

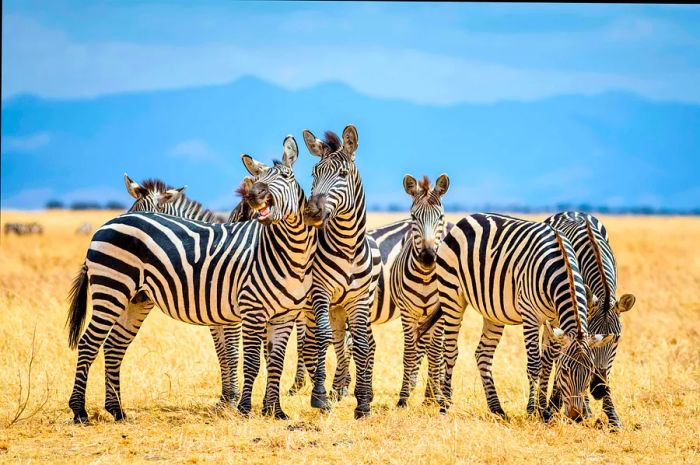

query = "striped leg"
(237, 312), (265, 417)
(211, 324), (241, 408)
(441, 308), (464, 413)
(424, 320), (445, 405)
(287, 318), (307, 395)
(330, 308), (350, 401)
(69, 292), (130, 424)
(366, 322), (376, 403)
(347, 302), (372, 418)
(309, 290), (332, 411)
(103, 299), (153, 420)
(262, 320), (294, 419)
(475, 320), (506, 417)
(398, 317), (418, 407)
(523, 315), (543, 418)
(538, 328), (561, 422)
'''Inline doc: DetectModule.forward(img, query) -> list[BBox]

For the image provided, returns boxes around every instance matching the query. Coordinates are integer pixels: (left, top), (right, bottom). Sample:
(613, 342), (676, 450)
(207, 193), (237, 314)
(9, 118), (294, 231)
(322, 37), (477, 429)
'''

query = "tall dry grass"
(0, 210), (698, 464)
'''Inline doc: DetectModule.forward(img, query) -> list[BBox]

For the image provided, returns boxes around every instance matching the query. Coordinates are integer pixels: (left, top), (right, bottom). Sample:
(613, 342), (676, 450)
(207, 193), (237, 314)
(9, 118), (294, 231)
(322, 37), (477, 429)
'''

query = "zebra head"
(587, 292), (636, 400)
(124, 174), (187, 213)
(241, 135), (301, 226)
(302, 124), (359, 228)
(547, 297), (615, 421)
(403, 174), (450, 267)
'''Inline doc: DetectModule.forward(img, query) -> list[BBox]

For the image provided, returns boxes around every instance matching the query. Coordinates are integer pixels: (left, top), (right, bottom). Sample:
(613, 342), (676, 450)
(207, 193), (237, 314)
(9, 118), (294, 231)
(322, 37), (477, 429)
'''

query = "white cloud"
(169, 139), (212, 161)
(1, 132), (50, 152)
(3, 12), (700, 105)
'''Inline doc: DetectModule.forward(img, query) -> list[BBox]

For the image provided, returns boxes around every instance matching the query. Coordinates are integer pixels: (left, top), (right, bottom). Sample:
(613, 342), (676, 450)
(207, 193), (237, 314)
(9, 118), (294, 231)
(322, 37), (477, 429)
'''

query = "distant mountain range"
(2, 76), (699, 212)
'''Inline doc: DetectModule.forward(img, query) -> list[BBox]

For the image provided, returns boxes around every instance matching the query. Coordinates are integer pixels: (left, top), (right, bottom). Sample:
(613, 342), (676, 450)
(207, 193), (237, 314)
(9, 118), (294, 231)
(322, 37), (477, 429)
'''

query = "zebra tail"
(417, 304), (443, 340)
(67, 263), (89, 350)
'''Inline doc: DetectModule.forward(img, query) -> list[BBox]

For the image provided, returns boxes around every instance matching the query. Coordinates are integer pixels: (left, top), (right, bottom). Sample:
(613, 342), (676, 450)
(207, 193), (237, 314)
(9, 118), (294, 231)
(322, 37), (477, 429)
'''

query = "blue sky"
(2, 2), (699, 211)
(4, 2), (700, 105)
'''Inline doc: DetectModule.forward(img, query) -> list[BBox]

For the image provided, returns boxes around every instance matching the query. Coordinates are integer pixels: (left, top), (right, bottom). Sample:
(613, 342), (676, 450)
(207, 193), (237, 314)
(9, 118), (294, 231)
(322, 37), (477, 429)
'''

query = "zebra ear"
(545, 321), (566, 340)
(616, 294), (636, 314)
(585, 285), (599, 310)
(342, 124), (358, 159)
(403, 175), (419, 197)
(124, 173), (146, 199)
(160, 186), (186, 205)
(303, 129), (329, 158)
(282, 135), (298, 167)
(434, 174), (450, 197)
(241, 154), (268, 177)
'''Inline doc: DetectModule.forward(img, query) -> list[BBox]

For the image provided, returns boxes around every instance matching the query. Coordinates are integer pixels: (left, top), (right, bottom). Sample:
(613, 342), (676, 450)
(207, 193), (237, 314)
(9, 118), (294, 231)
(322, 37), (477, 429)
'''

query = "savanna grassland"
(0, 210), (699, 464)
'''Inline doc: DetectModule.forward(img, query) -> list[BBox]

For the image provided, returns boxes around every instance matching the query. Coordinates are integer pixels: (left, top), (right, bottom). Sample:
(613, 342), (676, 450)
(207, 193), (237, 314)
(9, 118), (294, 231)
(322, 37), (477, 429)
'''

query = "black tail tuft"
(67, 263), (89, 350)
(417, 304), (443, 340)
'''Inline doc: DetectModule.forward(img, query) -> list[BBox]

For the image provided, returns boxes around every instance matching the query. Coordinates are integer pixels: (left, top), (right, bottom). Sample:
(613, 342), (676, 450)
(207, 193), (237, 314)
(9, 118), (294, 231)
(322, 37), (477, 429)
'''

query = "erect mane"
(415, 176), (441, 206)
(418, 176), (431, 193)
(235, 180), (251, 197)
(140, 178), (171, 193)
(323, 131), (342, 153)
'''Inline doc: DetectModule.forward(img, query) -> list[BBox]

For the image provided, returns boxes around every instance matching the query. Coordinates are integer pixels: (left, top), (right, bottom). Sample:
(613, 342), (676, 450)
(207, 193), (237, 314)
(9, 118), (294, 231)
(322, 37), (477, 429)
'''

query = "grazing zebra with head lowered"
(93, 174), (248, 421)
(418, 213), (615, 421)
(67, 136), (315, 423)
(300, 125), (381, 418)
(543, 211), (636, 430)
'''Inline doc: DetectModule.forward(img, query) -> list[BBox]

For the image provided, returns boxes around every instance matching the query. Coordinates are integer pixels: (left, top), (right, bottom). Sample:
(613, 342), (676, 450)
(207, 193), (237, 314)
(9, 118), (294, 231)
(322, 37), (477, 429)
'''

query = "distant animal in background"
(4, 222), (44, 235)
(75, 222), (93, 235)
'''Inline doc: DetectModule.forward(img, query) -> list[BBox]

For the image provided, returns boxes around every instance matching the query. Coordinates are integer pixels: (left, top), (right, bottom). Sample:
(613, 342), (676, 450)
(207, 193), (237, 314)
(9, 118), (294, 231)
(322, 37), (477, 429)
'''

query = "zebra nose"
(304, 194), (327, 226)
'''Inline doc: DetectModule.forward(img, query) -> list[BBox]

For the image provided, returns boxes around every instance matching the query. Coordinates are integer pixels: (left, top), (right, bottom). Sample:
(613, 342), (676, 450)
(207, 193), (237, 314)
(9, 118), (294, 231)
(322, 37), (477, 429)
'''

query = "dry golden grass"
(1, 210), (699, 464)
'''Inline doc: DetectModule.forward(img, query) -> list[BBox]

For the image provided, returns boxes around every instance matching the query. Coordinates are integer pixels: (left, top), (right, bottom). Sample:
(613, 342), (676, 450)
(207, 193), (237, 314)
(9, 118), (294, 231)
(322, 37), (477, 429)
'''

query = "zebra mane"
(414, 176), (442, 206)
(553, 230), (584, 338)
(140, 178), (171, 193)
(584, 218), (612, 314)
(418, 176), (431, 192)
(323, 131), (342, 153)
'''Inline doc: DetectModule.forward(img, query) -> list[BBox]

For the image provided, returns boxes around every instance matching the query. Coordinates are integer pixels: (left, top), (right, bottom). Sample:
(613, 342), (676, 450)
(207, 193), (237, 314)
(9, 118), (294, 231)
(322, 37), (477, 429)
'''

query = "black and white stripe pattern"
(67, 137), (315, 423)
(97, 174), (247, 421)
(394, 174), (450, 407)
(419, 213), (614, 420)
(299, 125), (381, 418)
(543, 211), (636, 429)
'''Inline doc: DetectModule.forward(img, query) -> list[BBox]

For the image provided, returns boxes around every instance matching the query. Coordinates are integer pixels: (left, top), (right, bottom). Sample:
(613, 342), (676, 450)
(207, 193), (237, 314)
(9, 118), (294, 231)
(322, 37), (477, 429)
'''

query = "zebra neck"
(322, 177), (368, 260)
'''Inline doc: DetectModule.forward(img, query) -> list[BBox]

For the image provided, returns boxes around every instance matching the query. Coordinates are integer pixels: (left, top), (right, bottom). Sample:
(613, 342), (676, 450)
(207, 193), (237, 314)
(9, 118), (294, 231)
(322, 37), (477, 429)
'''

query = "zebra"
(542, 211), (636, 430)
(4, 222), (43, 235)
(299, 124), (381, 418)
(417, 213), (615, 421)
(92, 173), (249, 422)
(394, 174), (450, 407)
(67, 136), (315, 423)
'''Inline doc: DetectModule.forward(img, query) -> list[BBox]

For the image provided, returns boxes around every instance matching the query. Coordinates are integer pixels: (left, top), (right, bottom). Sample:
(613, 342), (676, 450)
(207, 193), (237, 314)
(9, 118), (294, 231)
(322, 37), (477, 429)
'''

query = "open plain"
(0, 210), (699, 464)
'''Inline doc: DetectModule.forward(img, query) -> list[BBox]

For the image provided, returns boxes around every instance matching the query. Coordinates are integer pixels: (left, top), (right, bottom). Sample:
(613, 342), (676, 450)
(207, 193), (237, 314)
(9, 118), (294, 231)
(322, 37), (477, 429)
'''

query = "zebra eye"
(338, 169), (348, 178)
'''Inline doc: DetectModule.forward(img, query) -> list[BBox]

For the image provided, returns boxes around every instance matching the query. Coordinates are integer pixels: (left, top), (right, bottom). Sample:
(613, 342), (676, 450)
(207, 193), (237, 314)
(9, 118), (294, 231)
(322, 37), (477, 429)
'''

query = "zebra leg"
(288, 317), (307, 395)
(210, 324), (241, 408)
(69, 294), (130, 424)
(262, 320), (294, 420)
(398, 316), (418, 407)
(523, 316), (543, 418)
(538, 326), (561, 422)
(424, 320), (445, 405)
(237, 313), (265, 417)
(309, 291), (332, 411)
(475, 319), (506, 418)
(103, 298), (153, 421)
(366, 321), (376, 403)
(602, 394), (622, 431)
(347, 302), (373, 419)
(329, 308), (350, 401)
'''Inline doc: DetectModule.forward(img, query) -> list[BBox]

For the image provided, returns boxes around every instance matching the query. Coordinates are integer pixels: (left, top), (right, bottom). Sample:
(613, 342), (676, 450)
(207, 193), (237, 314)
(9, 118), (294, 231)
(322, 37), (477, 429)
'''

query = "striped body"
(543, 211), (635, 429)
(432, 213), (605, 420)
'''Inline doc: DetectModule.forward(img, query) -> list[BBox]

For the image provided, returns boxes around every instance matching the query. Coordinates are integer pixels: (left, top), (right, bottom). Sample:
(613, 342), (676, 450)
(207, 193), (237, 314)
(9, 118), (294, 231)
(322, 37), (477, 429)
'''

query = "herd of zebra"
(65, 124), (636, 430)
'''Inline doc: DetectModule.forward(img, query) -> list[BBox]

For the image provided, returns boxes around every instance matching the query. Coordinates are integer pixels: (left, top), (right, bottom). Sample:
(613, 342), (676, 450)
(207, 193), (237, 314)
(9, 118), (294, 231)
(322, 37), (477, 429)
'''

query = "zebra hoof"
(354, 404), (371, 419)
(107, 408), (126, 422)
(397, 398), (408, 408)
(490, 408), (508, 420)
(262, 404), (289, 420)
(288, 379), (305, 396)
(422, 396), (440, 407)
(542, 408), (553, 423)
(73, 410), (89, 425)
(311, 389), (329, 411)
(237, 401), (252, 417)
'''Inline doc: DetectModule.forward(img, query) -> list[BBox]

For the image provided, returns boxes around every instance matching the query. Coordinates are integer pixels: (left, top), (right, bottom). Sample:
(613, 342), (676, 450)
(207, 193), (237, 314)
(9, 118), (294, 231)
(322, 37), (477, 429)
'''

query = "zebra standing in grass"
(94, 174), (249, 421)
(300, 125), (381, 418)
(67, 137), (315, 423)
(543, 211), (636, 430)
(393, 174), (450, 407)
(418, 213), (615, 420)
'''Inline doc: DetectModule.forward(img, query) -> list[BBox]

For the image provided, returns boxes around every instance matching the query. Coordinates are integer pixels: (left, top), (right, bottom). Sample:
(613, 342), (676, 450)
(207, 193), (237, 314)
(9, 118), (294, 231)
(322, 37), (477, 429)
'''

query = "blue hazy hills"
(2, 76), (699, 212)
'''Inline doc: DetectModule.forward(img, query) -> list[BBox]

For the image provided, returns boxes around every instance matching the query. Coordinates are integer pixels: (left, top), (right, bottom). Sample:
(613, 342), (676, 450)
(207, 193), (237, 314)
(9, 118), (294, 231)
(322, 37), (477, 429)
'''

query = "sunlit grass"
(1, 210), (698, 464)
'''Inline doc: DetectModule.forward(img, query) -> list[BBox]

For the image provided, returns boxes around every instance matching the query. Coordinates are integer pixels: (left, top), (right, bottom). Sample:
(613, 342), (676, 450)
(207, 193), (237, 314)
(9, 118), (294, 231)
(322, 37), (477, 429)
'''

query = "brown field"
(0, 210), (699, 464)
